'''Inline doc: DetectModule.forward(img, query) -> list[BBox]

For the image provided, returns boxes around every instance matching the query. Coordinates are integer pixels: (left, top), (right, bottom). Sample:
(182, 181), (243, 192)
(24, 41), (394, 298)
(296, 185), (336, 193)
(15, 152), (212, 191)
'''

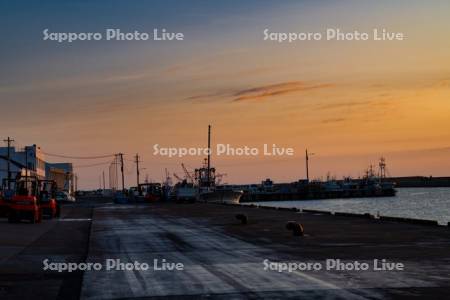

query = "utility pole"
(24, 146), (28, 189)
(3, 137), (14, 190)
(118, 153), (125, 192)
(102, 171), (106, 190)
(108, 164), (112, 189)
(113, 158), (117, 190)
(135, 154), (140, 192)
(207, 125), (211, 187)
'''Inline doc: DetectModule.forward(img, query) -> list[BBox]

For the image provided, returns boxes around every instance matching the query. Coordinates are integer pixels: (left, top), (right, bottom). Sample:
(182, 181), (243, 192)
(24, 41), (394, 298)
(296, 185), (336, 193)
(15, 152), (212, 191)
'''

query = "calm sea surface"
(248, 188), (450, 225)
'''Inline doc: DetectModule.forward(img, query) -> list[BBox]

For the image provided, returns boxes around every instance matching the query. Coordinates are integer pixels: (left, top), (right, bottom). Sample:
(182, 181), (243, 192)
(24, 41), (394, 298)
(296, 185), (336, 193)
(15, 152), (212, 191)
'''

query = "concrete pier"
(1, 198), (449, 299)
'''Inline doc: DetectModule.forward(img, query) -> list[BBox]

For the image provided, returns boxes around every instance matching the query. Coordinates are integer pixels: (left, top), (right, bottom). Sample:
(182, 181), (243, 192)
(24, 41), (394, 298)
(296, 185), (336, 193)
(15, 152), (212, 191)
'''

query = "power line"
(73, 161), (113, 168)
(42, 151), (115, 160)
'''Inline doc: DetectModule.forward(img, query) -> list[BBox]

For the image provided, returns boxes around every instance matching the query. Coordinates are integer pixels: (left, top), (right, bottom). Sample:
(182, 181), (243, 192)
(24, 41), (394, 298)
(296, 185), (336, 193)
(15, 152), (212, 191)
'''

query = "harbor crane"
(181, 163), (194, 184)
(173, 173), (184, 182)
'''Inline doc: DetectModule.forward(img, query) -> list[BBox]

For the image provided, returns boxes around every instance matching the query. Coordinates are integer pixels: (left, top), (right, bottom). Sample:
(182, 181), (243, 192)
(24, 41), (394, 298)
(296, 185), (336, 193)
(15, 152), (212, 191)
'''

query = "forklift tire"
(30, 213), (36, 224)
(37, 211), (43, 223)
(8, 212), (17, 223)
(55, 206), (61, 218)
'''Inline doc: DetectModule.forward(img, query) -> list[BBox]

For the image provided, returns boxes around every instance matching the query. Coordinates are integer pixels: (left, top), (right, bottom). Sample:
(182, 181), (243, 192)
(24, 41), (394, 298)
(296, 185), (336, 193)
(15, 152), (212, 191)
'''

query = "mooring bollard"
(286, 221), (304, 236)
(236, 214), (248, 225)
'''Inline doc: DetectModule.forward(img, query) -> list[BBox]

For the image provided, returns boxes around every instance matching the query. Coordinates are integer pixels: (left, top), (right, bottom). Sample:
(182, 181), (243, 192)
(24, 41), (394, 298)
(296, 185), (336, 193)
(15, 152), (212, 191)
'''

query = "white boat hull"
(198, 190), (243, 204)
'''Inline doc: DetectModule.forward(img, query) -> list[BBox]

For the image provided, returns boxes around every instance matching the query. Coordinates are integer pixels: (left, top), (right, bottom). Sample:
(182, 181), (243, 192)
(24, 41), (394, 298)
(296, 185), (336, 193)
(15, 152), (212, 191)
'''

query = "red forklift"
(0, 189), (10, 217)
(138, 183), (162, 202)
(1, 179), (16, 217)
(8, 176), (42, 223)
(38, 179), (60, 218)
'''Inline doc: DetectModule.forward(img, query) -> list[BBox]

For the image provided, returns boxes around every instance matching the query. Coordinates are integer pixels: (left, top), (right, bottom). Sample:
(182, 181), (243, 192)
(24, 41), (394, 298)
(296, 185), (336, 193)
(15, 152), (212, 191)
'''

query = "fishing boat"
(173, 180), (197, 202)
(195, 125), (243, 204)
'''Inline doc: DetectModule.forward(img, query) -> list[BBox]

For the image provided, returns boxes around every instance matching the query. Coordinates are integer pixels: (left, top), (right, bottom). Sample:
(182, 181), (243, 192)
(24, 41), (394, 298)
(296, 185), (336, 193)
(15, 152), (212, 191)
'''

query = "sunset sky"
(1, 1), (450, 189)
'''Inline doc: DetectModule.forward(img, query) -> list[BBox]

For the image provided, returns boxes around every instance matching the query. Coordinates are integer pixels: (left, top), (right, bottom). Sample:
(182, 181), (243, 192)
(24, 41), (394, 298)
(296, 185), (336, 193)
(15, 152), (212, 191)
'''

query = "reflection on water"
(248, 188), (450, 225)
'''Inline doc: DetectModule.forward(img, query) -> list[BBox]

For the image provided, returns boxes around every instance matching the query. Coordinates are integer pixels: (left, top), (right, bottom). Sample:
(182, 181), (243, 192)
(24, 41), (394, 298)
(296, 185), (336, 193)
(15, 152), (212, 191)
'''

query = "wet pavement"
(1, 198), (449, 299)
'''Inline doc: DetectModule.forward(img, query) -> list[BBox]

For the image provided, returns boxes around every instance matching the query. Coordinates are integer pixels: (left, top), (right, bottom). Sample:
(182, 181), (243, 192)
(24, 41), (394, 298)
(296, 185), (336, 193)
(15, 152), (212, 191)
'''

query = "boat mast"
(379, 157), (386, 182)
(305, 149), (309, 182)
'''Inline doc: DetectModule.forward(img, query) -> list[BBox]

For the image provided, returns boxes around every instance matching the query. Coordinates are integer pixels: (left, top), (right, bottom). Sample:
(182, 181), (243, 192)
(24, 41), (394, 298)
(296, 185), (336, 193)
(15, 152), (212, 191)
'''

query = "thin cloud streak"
(186, 81), (333, 103)
(233, 81), (333, 102)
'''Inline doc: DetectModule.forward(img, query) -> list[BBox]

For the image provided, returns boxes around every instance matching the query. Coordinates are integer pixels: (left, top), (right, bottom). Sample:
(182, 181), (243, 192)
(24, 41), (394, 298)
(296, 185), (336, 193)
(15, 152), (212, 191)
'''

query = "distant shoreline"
(390, 176), (450, 188)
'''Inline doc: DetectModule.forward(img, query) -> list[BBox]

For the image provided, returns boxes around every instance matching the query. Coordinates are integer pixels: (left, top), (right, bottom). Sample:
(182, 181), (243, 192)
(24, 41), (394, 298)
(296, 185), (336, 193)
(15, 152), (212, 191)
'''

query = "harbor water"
(248, 187), (450, 225)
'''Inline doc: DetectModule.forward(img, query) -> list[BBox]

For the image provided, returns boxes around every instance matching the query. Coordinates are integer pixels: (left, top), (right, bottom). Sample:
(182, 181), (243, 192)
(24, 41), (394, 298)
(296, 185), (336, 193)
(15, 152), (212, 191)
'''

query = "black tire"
(30, 212), (36, 224)
(8, 212), (17, 223)
(55, 205), (61, 218)
(44, 209), (53, 219)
